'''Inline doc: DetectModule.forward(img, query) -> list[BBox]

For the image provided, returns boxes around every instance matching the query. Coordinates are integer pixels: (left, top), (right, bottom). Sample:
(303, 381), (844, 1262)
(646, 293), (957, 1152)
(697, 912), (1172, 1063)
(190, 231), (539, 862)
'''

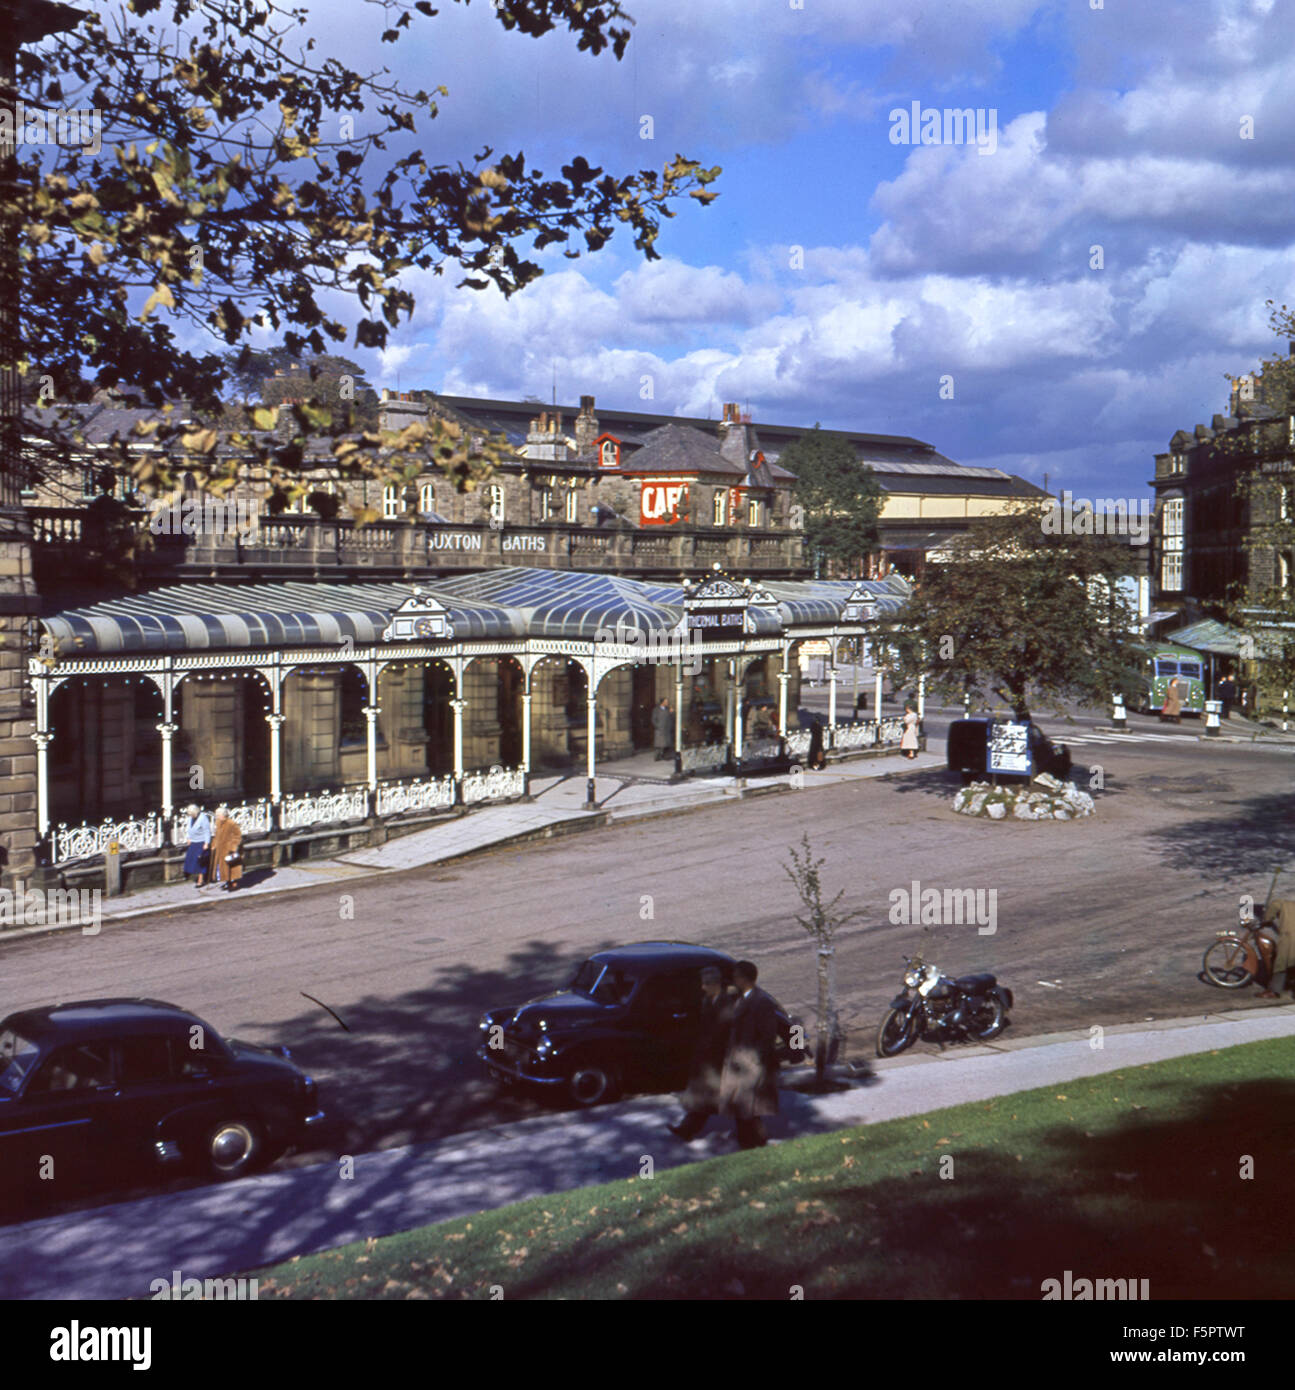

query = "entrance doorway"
(631, 666), (656, 749)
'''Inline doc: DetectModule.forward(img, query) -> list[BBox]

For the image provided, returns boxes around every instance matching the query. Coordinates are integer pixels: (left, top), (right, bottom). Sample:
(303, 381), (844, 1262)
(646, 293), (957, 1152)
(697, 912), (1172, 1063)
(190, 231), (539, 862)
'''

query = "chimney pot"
(580, 395), (595, 412)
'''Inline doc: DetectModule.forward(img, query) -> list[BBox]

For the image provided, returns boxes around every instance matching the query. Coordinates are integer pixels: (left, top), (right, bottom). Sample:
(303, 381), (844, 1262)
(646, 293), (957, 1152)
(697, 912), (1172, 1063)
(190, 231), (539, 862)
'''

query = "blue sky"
(245, 0), (1295, 497)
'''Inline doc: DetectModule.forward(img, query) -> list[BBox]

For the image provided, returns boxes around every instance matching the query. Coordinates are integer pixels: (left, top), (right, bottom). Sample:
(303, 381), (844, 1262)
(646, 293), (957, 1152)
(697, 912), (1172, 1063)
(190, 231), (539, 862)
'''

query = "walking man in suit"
(720, 960), (781, 1149)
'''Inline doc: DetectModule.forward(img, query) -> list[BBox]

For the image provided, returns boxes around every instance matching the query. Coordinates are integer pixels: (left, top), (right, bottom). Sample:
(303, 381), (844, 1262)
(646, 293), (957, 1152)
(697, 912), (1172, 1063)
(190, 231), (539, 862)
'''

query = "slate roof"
(619, 424), (746, 477)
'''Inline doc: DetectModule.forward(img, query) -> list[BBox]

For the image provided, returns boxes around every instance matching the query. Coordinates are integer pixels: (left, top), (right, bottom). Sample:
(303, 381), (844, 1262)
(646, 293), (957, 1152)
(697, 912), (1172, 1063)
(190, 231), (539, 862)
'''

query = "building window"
(539, 488), (554, 521)
(747, 498), (760, 527)
(81, 468), (99, 498)
(600, 439), (619, 469)
(487, 483), (505, 525)
(565, 488), (578, 523)
(713, 491), (726, 526)
(1281, 554), (1292, 593)
(419, 482), (436, 515)
(382, 484), (403, 519)
(1161, 496), (1184, 592)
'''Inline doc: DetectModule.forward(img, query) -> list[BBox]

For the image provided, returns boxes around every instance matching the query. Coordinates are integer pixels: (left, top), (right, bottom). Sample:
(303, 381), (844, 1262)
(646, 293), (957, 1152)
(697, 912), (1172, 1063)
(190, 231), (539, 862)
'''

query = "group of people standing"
(669, 961), (784, 1150)
(182, 804), (245, 892)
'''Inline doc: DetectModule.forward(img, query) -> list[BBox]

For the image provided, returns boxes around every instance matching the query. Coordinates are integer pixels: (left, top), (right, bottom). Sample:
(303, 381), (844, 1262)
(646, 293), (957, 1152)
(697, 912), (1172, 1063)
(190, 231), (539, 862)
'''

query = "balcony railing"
(27, 508), (806, 578)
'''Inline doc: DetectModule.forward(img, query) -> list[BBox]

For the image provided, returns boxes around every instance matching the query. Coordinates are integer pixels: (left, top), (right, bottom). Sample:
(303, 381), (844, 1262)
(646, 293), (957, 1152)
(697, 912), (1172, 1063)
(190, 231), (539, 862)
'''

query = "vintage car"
(478, 941), (803, 1107)
(946, 717), (1072, 785)
(0, 998), (323, 1202)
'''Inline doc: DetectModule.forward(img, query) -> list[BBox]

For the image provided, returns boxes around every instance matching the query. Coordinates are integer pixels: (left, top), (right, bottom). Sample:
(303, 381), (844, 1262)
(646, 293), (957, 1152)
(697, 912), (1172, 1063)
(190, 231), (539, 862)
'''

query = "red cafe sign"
(640, 479), (689, 526)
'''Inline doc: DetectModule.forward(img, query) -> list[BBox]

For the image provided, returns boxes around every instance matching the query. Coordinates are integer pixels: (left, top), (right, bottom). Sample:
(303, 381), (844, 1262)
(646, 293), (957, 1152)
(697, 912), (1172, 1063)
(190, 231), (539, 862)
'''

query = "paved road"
(6, 1005), (1292, 1300)
(3, 713), (1293, 1219)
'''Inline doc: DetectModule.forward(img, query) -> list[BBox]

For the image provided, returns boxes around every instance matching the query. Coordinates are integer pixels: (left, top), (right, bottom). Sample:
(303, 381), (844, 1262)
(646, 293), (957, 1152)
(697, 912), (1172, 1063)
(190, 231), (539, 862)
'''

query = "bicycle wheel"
(1202, 936), (1254, 989)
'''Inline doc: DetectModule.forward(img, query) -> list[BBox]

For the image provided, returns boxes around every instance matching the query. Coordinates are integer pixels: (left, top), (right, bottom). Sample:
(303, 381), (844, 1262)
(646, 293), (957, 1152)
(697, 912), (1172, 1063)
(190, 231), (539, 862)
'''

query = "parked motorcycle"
(876, 954), (1013, 1057)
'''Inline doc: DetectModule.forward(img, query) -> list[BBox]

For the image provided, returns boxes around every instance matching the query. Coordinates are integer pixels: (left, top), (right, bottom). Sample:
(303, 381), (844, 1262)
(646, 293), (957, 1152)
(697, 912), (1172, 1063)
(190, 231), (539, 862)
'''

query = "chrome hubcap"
(211, 1123), (253, 1169)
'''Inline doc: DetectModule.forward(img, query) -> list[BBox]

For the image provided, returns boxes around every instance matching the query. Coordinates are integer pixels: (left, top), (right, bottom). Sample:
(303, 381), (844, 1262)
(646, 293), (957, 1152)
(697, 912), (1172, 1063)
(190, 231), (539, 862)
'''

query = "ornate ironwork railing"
(167, 799), (273, 846)
(740, 736), (783, 762)
(830, 720), (878, 750)
(50, 813), (168, 865)
(680, 742), (731, 774)
(784, 728), (813, 758)
(279, 786), (370, 830)
(461, 765), (525, 804)
(375, 775), (456, 817)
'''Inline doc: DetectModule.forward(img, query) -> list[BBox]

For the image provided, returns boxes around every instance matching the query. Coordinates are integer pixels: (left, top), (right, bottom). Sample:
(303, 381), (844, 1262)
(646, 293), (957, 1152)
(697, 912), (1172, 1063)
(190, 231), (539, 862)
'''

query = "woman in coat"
(807, 716), (826, 770)
(210, 807), (244, 892)
(183, 804), (212, 889)
(1160, 676), (1182, 724)
(900, 701), (920, 759)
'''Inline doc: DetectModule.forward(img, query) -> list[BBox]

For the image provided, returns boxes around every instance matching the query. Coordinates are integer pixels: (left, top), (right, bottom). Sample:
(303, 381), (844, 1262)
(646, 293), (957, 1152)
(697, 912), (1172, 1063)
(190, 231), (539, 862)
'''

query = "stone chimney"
(574, 395), (599, 455)
(526, 410), (569, 462)
(718, 401), (752, 469)
(378, 390), (429, 433)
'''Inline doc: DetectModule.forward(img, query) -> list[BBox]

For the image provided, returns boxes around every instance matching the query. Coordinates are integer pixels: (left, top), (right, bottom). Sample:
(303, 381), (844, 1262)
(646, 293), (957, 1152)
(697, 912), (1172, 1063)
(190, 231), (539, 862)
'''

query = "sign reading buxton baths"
(426, 531), (546, 552)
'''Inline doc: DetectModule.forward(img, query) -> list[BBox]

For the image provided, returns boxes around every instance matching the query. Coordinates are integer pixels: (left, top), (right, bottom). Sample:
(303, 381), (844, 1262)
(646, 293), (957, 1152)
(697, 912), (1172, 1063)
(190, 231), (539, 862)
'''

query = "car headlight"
(535, 1036), (554, 1058)
(478, 1014), (492, 1032)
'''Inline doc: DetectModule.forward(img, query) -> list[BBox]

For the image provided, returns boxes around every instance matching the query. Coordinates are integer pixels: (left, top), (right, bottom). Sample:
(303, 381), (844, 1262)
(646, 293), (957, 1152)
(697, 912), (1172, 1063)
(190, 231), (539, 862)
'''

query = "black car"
(479, 942), (802, 1107)
(0, 998), (324, 1203)
(946, 717), (1072, 785)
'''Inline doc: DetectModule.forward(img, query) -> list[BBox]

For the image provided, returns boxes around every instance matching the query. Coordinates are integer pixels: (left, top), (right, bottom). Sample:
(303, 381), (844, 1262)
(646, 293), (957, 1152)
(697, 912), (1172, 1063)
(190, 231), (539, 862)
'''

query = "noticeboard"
(988, 721), (1032, 775)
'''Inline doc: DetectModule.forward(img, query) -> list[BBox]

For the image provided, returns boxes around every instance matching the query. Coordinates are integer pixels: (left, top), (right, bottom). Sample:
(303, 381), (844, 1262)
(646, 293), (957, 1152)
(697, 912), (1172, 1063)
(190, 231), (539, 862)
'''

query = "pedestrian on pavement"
(900, 700), (920, 759)
(1160, 676), (1182, 724)
(210, 806), (244, 893)
(669, 967), (737, 1142)
(1216, 675), (1236, 720)
(183, 804), (212, 889)
(1259, 898), (1295, 999)
(807, 716), (826, 770)
(652, 697), (673, 761)
(719, 960), (781, 1149)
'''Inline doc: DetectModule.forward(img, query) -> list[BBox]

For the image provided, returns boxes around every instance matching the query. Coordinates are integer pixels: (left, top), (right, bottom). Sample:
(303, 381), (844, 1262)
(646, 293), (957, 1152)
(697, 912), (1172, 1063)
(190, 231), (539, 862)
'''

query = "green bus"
(1140, 641), (1206, 715)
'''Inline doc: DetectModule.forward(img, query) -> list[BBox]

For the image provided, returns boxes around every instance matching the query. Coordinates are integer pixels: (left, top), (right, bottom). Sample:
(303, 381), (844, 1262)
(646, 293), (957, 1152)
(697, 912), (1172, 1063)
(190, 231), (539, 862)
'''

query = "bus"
(1140, 641), (1206, 716)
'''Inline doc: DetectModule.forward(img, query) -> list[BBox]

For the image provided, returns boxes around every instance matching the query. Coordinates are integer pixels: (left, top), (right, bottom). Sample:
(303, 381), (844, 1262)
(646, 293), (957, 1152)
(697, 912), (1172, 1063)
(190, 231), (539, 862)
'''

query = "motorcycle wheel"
(876, 1008), (917, 1058)
(965, 994), (1006, 1041)
(1202, 937), (1255, 989)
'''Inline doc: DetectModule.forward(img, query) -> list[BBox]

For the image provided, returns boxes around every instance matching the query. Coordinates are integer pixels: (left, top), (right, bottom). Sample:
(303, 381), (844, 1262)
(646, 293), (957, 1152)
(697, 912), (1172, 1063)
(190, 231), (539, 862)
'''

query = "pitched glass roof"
(41, 570), (911, 656)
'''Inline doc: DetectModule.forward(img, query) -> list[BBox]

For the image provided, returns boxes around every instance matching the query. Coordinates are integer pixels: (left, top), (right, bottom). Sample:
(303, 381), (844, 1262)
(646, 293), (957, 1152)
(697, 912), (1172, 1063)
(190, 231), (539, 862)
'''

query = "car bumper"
(477, 1045), (566, 1087)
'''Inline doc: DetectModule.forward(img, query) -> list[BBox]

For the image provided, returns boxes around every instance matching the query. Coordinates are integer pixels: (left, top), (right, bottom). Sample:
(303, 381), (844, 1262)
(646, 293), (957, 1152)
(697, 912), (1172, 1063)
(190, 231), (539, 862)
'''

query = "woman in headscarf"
(1160, 676), (1182, 724)
(183, 804), (212, 889)
(210, 806), (244, 893)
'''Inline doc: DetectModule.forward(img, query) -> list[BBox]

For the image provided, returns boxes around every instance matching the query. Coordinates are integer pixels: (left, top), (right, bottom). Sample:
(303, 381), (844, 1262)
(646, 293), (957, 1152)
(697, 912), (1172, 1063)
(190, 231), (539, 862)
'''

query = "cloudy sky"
(299, 0), (1295, 496)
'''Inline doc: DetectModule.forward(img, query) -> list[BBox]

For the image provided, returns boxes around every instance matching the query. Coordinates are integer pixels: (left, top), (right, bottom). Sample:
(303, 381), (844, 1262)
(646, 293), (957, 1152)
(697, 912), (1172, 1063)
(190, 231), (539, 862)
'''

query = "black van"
(946, 717), (1072, 786)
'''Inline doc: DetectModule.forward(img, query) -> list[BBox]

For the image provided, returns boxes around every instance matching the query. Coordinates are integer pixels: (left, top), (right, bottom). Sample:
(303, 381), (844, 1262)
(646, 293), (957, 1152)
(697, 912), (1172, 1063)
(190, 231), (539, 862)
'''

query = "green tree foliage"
(890, 501), (1142, 717)
(780, 427), (881, 576)
(7, 0), (720, 501)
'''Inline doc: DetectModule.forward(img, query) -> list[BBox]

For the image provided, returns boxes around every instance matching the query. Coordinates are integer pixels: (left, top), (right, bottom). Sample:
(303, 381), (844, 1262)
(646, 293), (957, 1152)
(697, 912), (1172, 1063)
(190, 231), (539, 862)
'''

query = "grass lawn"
(251, 1036), (1295, 1299)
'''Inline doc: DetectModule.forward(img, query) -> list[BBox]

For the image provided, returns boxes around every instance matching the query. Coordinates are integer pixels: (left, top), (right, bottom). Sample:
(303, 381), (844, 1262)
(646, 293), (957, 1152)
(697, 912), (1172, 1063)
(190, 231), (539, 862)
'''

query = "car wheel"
(204, 1118), (263, 1180)
(567, 1063), (620, 1107)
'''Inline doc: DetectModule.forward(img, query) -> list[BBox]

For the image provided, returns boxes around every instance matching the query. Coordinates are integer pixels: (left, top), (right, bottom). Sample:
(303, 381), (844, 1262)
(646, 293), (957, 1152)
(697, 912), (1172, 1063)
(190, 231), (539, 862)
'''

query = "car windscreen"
(1178, 662), (1203, 679)
(0, 1029), (40, 1095)
(569, 960), (635, 1004)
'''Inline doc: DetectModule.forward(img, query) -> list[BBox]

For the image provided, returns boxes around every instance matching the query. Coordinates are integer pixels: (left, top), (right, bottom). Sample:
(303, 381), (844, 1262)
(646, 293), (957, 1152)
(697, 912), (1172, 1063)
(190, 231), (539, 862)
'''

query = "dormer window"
(597, 436), (621, 469)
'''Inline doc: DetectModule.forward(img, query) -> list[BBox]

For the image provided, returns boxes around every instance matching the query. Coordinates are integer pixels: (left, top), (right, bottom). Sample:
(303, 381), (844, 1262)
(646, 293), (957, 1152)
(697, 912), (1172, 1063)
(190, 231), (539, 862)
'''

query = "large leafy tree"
(4, 0), (720, 506)
(889, 501), (1142, 718)
(1224, 301), (1295, 708)
(781, 426), (882, 577)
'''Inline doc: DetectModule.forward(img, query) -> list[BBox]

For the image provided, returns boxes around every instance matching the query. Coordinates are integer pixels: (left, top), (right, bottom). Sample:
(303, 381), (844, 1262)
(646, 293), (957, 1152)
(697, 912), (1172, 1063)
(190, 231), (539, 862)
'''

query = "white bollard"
(1204, 699), (1221, 736)
(1111, 691), (1128, 732)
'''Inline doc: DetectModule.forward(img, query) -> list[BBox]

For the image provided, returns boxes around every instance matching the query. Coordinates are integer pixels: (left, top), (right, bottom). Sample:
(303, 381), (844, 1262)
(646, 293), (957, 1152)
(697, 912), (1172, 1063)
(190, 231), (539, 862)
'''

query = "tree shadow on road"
(1143, 791), (1295, 884)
